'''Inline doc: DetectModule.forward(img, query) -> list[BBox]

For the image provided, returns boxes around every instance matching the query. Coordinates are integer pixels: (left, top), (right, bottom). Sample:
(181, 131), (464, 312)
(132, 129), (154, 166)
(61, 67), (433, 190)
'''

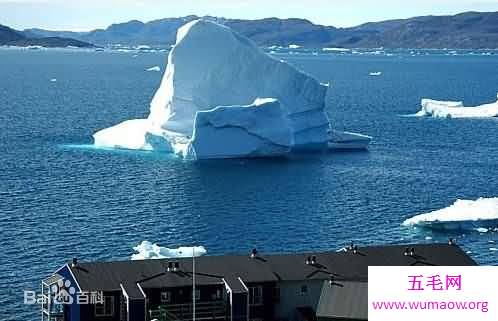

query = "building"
(41, 243), (476, 321)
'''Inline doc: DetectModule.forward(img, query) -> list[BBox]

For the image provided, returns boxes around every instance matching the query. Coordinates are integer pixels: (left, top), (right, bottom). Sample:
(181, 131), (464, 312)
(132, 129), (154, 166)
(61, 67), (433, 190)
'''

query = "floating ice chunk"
(288, 44), (301, 49)
(146, 66), (161, 72)
(490, 248), (498, 252)
(50, 78), (57, 82)
(403, 197), (498, 230)
(369, 72), (382, 76)
(416, 94), (498, 118)
(131, 241), (207, 260)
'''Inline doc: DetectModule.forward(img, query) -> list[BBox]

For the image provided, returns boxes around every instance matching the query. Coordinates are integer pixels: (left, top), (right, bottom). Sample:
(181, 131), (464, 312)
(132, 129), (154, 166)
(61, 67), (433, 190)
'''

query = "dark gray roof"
(63, 244), (476, 292)
(316, 281), (368, 320)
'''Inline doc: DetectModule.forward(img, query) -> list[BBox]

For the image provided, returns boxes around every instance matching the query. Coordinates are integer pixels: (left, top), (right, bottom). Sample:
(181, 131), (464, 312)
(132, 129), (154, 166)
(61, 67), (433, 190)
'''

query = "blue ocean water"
(1, 48), (498, 319)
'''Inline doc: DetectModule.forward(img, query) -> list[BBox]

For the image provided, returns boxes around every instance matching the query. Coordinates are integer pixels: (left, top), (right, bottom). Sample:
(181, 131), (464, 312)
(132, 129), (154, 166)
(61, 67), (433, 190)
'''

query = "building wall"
(274, 280), (324, 321)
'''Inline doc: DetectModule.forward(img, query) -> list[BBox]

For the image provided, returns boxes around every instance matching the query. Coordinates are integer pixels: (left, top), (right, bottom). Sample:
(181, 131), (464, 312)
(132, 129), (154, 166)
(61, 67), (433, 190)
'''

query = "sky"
(1, 0), (497, 31)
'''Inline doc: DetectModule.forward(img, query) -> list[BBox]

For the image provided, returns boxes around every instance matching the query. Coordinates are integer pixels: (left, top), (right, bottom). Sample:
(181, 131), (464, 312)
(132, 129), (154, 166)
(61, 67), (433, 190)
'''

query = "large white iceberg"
(94, 20), (370, 159)
(416, 94), (498, 118)
(131, 241), (207, 260)
(403, 197), (498, 230)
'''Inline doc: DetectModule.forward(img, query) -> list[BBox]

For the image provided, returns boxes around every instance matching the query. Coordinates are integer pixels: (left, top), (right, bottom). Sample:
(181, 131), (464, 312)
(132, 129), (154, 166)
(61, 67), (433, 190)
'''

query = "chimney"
(71, 258), (78, 268)
(250, 248), (258, 259)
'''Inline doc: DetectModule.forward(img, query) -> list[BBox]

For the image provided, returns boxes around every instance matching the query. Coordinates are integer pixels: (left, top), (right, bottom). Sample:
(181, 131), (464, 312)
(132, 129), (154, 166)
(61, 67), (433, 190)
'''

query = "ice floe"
(369, 72), (382, 76)
(416, 94), (498, 118)
(131, 241), (207, 260)
(403, 197), (498, 230)
(93, 19), (370, 159)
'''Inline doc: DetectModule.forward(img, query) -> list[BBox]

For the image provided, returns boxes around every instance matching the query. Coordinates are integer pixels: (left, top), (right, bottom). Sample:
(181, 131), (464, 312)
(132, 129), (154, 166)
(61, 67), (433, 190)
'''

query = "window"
(161, 291), (171, 304)
(194, 289), (200, 301)
(95, 296), (114, 317)
(273, 287), (280, 303)
(249, 286), (263, 306)
(212, 289), (222, 300)
(300, 285), (308, 295)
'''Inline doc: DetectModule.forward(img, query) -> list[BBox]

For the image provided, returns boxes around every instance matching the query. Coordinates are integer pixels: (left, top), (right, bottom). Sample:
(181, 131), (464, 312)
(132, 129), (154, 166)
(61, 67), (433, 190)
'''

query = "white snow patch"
(416, 94), (498, 118)
(131, 241), (207, 260)
(403, 197), (498, 227)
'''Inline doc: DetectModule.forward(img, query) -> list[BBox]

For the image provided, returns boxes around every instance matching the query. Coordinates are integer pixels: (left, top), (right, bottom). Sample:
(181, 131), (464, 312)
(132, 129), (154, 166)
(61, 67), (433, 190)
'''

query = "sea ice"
(416, 94), (498, 118)
(93, 19), (370, 159)
(131, 241), (207, 260)
(369, 72), (382, 76)
(403, 197), (498, 230)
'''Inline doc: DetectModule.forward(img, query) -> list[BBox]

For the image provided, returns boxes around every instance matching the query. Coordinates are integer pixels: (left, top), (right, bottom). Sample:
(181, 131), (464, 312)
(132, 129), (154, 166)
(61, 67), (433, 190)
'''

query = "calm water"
(1, 48), (498, 319)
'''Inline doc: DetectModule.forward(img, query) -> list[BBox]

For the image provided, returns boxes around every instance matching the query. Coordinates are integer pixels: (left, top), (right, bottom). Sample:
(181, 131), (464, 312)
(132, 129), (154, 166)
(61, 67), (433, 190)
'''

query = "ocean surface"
(1, 47), (498, 319)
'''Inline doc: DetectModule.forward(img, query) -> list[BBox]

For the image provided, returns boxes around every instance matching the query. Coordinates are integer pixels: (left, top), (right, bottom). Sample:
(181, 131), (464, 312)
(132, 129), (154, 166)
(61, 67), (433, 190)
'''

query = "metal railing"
(149, 301), (227, 321)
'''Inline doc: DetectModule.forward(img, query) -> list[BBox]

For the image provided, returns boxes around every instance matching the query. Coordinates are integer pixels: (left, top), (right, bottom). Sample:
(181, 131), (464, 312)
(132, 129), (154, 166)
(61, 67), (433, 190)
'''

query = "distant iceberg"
(93, 20), (370, 159)
(403, 197), (498, 230)
(131, 241), (207, 260)
(146, 66), (161, 72)
(416, 94), (498, 118)
(322, 47), (350, 52)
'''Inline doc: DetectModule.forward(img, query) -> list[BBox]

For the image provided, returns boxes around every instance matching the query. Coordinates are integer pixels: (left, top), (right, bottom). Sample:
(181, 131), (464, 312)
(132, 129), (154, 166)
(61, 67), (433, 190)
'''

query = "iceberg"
(403, 197), (498, 230)
(416, 94), (498, 118)
(93, 20), (370, 159)
(131, 241), (207, 260)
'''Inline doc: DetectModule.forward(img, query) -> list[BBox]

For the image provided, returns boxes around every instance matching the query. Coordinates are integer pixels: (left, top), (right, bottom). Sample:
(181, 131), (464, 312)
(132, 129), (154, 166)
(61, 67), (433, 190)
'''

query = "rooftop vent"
(305, 256), (311, 265)
(328, 275), (335, 286)
(348, 241), (354, 251)
(311, 255), (317, 265)
(71, 257), (78, 268)
(410, 247), (415, 256)
(250, 248), (258, 259)
(167, 262), (173, 272)
(173, 262), (180, 272)
(353, 246), (358, 254)
(403, 247), (410, 256)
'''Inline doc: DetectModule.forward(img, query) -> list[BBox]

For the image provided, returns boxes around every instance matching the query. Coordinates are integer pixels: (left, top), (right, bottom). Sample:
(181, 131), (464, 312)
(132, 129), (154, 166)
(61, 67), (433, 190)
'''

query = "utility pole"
(193, 246), (196, 321)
